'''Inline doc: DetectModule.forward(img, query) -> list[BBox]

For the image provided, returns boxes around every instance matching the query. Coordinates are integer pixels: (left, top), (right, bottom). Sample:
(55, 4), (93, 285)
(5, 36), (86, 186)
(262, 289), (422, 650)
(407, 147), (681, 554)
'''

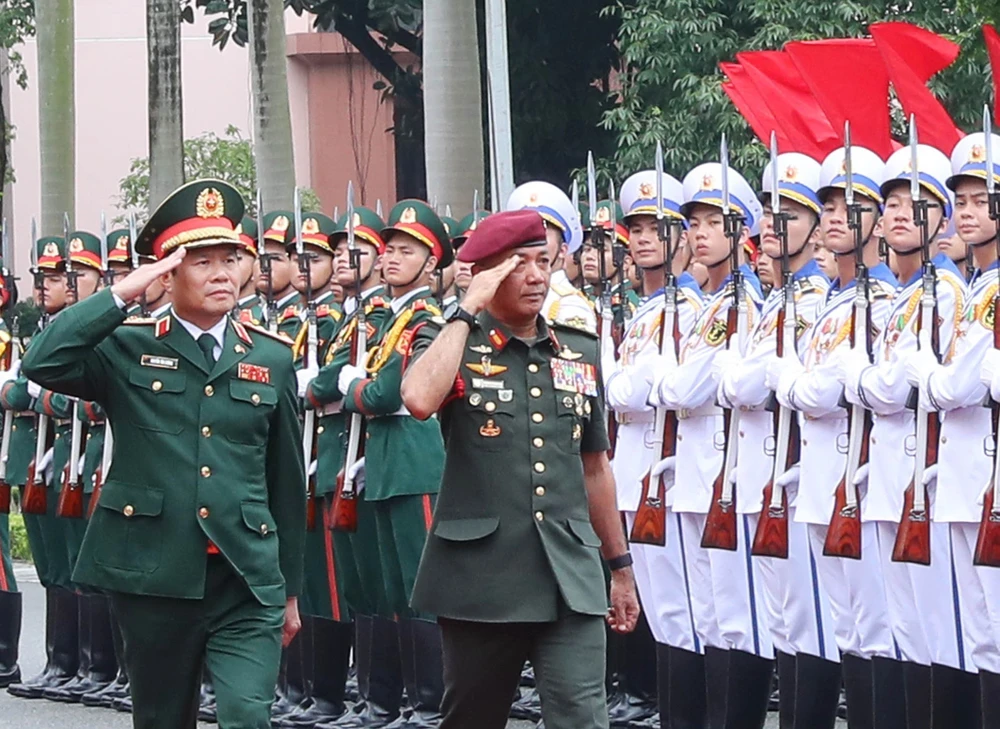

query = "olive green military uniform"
(407, 310), (612, 729)
(0, 367), (41, 583)
(238, 295), (266, 327)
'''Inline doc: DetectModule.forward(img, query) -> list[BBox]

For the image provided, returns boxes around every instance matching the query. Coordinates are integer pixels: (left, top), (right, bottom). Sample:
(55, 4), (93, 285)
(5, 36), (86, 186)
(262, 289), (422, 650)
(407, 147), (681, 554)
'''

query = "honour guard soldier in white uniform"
(718, 152), (836, 728)
(507, 182), (597, 335)
(905, 131), (1000, 727)
(604, 168), (705, 727)
(769, 145), (901, 729)
(648, 161), (766, 729)
(841, 141), (970, 727)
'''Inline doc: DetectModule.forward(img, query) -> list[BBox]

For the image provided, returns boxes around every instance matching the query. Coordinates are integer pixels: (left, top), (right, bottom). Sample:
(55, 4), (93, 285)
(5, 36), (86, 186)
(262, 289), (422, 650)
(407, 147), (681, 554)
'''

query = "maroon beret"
(456, 210), (548, 263)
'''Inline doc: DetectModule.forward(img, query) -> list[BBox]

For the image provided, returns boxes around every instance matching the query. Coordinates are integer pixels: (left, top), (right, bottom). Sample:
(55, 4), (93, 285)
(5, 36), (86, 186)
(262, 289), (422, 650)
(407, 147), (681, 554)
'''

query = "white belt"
(677, 404), (718, 420)
(617, 412), (655, 425)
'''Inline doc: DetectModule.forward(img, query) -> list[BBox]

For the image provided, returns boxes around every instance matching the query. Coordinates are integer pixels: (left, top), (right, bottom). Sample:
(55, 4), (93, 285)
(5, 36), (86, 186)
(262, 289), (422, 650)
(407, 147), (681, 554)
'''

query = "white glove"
(348, 456), (366, 494)
(713, 350), (741, 409)
(921, 463), (939, 506)
(983, 349), (1000, 402)
(904, 348), (938, 389)
(765, 355), (801, 393)
(308, 459), (317, 477)
(650, 456), (676, 481)
(26, 380), (42, 399)
(838, 347), (869, 386)
(296, 368), (317, 399)
(338, 365), (365, 397)
(78, 456), (86, 476)
(852, 463), (870, 500)
(38, 447), (54, 484)
(0, 360), (20, 388)
(774, 462), (801, 502)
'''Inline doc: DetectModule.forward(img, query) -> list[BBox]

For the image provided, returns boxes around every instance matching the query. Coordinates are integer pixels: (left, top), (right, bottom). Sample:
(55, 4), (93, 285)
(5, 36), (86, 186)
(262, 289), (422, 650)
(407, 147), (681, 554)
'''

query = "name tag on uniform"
(140, 354), (178, 370)
(550, 359), (598, 397)
(472, 378), (504, 390)
(238, 363), (271, 384)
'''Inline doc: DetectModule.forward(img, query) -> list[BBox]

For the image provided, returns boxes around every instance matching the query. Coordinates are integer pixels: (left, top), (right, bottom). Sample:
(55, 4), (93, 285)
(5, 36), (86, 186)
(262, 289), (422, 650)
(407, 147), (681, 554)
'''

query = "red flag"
(719, 62), (793, 150)
(735, 50), (840, 159)
(984, 25), (1000, 122)
(785, 39), (894, 159)
(869, 22), (963, 152)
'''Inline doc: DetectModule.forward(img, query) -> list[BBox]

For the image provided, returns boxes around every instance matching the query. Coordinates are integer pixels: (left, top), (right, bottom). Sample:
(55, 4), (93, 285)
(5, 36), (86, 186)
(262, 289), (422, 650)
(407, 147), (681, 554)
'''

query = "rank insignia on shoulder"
(465, 356), (508, 377)
(551, 359), (598, 397)
(468, 344), (493, 354)
(155, 316), (171, 339)
(238, 362), (271, 384)
(140, 354), (179, 370)
(232, 320), (254, 346)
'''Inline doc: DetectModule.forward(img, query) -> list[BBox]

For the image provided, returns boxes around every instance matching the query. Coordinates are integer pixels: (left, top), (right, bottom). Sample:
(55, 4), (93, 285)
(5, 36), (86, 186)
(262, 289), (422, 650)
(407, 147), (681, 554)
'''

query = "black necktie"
(197, 333), (216, 369)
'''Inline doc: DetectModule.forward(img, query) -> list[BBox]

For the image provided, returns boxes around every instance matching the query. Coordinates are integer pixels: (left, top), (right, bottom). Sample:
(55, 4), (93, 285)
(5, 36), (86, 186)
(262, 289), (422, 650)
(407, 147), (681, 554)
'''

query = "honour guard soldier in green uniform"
(448, 211), (489, 308)
(301, 207), (403, 729)
(6, 236), (81, 701)
(286, 212), (342, 364)
(581, 199), (638, 319)
(436, 216), (459, 306)
(0, 254), (19, 689)
(236, 216), (265, 326)
(335, 200), (451, 728)
(257, 211), (300, 340)
(106, 228), (137, 284)
(400, 209), (640, 729)
(43, 231), (119, 704)
(21, 180), (307, 729)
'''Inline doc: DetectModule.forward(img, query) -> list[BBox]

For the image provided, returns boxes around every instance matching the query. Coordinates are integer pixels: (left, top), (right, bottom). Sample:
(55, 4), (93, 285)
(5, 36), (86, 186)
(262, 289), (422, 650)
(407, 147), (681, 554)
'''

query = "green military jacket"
(290, 291), (343, 369)
(80, 401), (105, 494)
(408, 310), (610, 622)
(237, 294), (266, 328)
(342, 287), (445, 501)
(0, 337), (35, 486)
(276, 292), (303, 342)
(305, 287), (390, 496)
(21, 289), (306, 607)
(33, 389), (74, 491)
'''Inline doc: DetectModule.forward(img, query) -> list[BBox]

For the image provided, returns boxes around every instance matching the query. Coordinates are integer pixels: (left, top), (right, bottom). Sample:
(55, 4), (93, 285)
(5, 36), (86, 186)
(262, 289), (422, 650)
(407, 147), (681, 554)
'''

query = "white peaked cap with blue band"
(946, 132), (1000, 190)
(818, 146), (886, 205)
(506, 181), (584, 254)
(881, 144), (953, 218)
(760, 152), (823, 215)
(747, 195), (764, 238)
(680, 163), (759, 231)
(619, 170), (685, 222)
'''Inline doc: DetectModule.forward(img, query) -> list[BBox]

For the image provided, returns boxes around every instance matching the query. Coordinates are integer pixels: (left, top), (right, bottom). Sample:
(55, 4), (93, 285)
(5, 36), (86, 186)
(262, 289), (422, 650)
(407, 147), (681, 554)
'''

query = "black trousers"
(438, 612), (609, 729)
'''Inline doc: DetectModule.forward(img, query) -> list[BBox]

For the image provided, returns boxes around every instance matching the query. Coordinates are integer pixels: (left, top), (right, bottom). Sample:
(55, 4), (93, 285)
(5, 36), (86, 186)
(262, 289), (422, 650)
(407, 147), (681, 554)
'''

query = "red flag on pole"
(785, 38), (894, 159)
(983, 25), (1000, 122)
(736, 50), (840, 159)
(869, 22), (963, 152)
(719, 62), (794, 150)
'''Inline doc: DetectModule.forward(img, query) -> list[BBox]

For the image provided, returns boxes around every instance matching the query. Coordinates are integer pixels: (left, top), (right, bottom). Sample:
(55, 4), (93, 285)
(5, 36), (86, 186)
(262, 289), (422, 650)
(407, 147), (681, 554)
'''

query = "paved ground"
(1, 561), (826, 728)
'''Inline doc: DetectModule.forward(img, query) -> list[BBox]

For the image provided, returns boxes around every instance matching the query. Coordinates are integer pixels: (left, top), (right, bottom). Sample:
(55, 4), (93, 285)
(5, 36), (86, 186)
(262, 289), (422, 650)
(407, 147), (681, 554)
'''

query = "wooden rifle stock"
(56, 467), (84, 519)
(21, 463), (47, 515)
(88, 467), (103, 519)
(0, 485), (8, 514)
(823, 408), (869, 559)
(975, 296), (1000, 566)
(630, 411), (675, 546)
(332, 293), (368, 533)
(332, 412), (365, 533)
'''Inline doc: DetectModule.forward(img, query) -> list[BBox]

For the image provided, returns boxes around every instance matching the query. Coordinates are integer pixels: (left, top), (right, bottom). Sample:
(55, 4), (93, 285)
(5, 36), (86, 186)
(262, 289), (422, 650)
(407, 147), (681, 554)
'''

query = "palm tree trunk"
(422, 0), (484, 216)
(35, 0), (74, 233)
(146, 0), (184, 210)
(248, 0), (295, 210)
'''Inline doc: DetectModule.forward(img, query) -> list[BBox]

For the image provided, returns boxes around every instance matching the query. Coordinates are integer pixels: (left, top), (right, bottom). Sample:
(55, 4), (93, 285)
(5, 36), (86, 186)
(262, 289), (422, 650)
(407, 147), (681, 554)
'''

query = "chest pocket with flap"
(127, 368), (186, 434)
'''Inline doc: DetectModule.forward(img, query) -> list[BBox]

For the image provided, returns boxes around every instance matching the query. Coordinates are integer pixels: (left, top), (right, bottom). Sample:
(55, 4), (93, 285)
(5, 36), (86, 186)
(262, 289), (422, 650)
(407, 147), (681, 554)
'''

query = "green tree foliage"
(604, 0), (1000, 184)
(115, 126), (321, 223)
(0, 0), (35, 192)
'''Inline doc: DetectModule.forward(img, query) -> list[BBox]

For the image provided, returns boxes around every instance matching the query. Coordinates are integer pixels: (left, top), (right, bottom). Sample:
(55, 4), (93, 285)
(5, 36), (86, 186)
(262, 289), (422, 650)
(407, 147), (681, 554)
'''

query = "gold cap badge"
(400, 207), (418, 224)
(302, 218), (320, 235)
(272, 215), (290, 232)
(69, 238), (84, 253)
(196, 187), (224, 219)
(42, 241), (60, 257)
(639, 182), (653, 197)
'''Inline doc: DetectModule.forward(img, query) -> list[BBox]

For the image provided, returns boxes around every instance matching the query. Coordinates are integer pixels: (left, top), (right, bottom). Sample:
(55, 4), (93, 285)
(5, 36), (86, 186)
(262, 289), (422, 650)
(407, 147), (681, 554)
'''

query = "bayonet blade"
(608, 180), (617, 236)
(844, 121), (855, 208)
(376, 199), (383, 218)
(30, 218), (37, 269)
(986, 105), (995, 196)
(347, 182), (356, 251)
(587, 151), (598, 213)
(721, 134), (731, 215)
(293, 187), (304, 257)
(909, 114), (921, 203)
(655, 141), (665, 221)
(128, 212), (139, 269)
(1, 218), (8, 270)
(770, 131), (781, 216)
(62, 213), (72, 273)
(472, 191), (479, 215)
(99, 211), (108, 271)
(570, 182), (579, 212)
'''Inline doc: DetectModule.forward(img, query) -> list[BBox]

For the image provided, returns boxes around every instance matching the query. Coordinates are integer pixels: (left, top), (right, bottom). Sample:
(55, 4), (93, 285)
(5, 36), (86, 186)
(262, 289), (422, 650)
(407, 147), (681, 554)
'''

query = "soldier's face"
(454, 260), (474, 289)
(544, 227), (567, 271)
(34, 272), (68, 313)
(627, 215), (669, 270)
(236, 248), (257, 292)
(687, 204), (735, 267)
(820, 190), (878, 255)
(953, 179), (994, 246)
(485, 245), (552, 320)
(760, 198), (817, 260)
(580, 234), (617, 283)
(381, 233), (437, 287)
(883, 185), (947, 254)
(333, 240), (379, 288)
(170, 245), (240, 319)
(259, 241), (291, 293)
(290, 250), (334, 294)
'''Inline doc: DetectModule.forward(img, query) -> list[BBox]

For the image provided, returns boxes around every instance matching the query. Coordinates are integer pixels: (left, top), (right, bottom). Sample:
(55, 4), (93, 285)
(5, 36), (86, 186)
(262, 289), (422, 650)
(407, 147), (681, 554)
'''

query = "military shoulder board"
(243, 322), (295, 347)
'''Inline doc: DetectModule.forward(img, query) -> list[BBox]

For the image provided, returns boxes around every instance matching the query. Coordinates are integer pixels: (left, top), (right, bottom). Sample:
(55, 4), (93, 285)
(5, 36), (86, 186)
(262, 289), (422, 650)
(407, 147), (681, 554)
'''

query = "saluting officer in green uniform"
(6, 237), (79, 700)
(0, 261), (20, 689)
(400, 210), (640, 729)
(22, 180), (307, 729)
(335, 200), (452, 728)
(301, 207), (405, 727)
(236, 217), (265, 327)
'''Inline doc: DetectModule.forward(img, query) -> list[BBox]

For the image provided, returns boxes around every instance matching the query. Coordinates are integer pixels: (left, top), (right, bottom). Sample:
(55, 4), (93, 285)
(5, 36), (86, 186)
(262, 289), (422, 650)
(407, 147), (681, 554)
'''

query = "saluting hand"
(110, 247), (187, 304)
(459, 255), (521, 316)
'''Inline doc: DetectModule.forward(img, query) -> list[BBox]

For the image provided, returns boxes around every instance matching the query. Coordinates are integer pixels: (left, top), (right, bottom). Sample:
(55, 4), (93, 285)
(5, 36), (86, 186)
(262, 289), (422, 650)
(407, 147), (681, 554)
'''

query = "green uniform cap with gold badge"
(36, 236), (67, 270)
(587, 200), (629, 246)
(262, 211), (293, 243)
(237, 216), (258, 257)
(284, 212), (337, 255)
(452, 210), (490, 249)
(331, 207), (385, 253)
(135, 179), (245, 260)
(66, 231), (104, 271)
(440, 216), (458, 245)
(107, 228), (144, 265)
(382, 200), (454, 269)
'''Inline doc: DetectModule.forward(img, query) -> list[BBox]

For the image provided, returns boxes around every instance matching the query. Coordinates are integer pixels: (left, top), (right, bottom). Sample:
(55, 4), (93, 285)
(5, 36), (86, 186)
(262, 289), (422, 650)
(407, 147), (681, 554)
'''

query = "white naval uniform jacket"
(650, 265), (763, 514)
(844, 253), (968, 523)
(917, 263), (998, 523)
(775, 263), (898, 525)
(718, 260), (830, 514)
(543, 269), (598, 335)
(605, 273), (704, 512)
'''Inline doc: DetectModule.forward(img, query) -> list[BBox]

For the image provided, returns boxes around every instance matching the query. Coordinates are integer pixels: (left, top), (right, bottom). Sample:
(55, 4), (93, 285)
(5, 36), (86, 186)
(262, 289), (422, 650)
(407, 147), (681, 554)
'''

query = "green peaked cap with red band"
(107, 228), (144, 265)
(382, 199), (454, 269)
(586, 200), (629, 246)
(66, 231), (104, 271)
(135, 179), (245, 259)
(331, 207), (386, 253)
(36, 236), (67, 270)
(237, 216), (258, 256)
(262, 211), (293, 243)
(284, 212), (337, 255)
(453, 210), (491, 248)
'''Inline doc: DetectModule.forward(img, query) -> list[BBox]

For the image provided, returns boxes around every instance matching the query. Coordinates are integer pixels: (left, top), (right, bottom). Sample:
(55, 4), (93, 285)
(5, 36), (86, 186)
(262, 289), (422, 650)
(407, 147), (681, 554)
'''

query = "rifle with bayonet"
(23, 218), (49, 515)
(631, 142), (681, 547)
(825, 122), (868, 559)
(893, 115), (937, 566)
(256, 190), (278, 332)
(296, 189), (319, 532)
(0, 219), (15, 514)
(703, 134), (747, 551)
(333, 183), (365, 533)
(975, 106), (1000, 566)
(89, 212), (114, 518)
(129, 212), (146, 316)
(753, 133), (795, 558)
(57, 214), (85, 519)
